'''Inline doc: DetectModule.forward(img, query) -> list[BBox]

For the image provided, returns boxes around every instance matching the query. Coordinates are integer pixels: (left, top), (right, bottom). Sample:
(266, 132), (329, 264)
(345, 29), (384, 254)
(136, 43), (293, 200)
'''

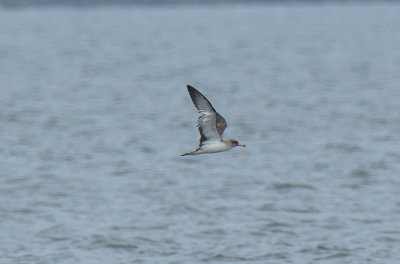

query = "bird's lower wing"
(197, 111), (221, 146)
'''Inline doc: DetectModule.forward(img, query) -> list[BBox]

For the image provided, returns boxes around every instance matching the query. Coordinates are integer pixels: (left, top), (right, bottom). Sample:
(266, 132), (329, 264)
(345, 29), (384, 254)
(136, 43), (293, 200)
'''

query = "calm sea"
(1, 3), (400, 264)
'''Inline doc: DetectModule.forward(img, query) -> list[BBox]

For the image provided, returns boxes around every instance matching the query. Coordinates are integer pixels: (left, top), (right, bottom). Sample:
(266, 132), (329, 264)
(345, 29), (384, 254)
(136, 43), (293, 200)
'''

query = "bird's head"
(229, 139), (246, 148)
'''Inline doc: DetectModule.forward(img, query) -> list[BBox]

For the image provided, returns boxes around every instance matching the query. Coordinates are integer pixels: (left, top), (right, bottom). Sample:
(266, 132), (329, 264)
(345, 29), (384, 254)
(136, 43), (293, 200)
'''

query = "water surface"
(1, 3), (400, 264)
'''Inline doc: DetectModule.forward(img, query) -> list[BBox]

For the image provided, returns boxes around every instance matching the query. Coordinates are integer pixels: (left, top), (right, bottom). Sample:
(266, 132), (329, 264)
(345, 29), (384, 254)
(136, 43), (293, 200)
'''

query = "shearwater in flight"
(181, 85), (245, 156)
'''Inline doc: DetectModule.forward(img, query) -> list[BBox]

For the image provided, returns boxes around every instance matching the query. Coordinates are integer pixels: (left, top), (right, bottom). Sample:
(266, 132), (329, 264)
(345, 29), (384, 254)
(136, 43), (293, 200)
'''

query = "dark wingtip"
(186, 84), (200, 106)
(186, 84), (196, 93)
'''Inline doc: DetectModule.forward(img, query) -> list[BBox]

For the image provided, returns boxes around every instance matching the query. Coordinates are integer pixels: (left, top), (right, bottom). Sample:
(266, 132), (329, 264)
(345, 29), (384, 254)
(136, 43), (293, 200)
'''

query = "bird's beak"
(238, 144), (246, 147)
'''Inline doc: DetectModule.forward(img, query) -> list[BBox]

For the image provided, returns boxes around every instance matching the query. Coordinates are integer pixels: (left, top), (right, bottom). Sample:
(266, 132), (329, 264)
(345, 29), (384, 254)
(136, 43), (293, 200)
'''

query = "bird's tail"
(180, 148), (199, 156)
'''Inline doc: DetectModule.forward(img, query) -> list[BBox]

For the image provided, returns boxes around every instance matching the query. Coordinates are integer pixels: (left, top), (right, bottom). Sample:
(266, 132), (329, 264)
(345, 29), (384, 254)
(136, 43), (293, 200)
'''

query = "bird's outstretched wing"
(187, 85), (228, 146)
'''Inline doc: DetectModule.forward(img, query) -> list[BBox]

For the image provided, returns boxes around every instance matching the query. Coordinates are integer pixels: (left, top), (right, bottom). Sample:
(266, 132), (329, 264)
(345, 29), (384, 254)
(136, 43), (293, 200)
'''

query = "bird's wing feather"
(187, 85), (228, 141)
(216, 112), (227, 137)
(197, 112), (219, 146)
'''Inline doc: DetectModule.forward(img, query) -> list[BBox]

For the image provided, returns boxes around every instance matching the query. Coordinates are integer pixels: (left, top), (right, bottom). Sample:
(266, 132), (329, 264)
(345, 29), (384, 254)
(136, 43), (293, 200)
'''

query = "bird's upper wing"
(216, 112), (227, 137)
(187, 85), (228, 145)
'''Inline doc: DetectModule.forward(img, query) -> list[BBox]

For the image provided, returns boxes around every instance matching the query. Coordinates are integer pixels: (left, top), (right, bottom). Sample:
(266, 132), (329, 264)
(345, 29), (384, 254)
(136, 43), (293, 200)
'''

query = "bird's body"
(181, 85), (245, 156)
(181, 138), (241, 156)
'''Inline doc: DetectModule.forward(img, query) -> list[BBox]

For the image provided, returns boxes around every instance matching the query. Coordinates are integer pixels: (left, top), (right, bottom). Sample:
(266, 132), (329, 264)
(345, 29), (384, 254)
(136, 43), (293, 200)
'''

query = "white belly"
(198, 141), (231, 154)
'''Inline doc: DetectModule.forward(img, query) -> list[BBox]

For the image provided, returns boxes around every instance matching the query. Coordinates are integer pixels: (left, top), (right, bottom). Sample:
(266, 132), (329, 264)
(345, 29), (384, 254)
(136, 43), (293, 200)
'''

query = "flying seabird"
(181, 85), (245, 156)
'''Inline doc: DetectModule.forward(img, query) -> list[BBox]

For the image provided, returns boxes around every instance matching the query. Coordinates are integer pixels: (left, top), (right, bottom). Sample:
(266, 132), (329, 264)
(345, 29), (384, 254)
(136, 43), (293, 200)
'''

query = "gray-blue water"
(1, 3), (400, 264)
